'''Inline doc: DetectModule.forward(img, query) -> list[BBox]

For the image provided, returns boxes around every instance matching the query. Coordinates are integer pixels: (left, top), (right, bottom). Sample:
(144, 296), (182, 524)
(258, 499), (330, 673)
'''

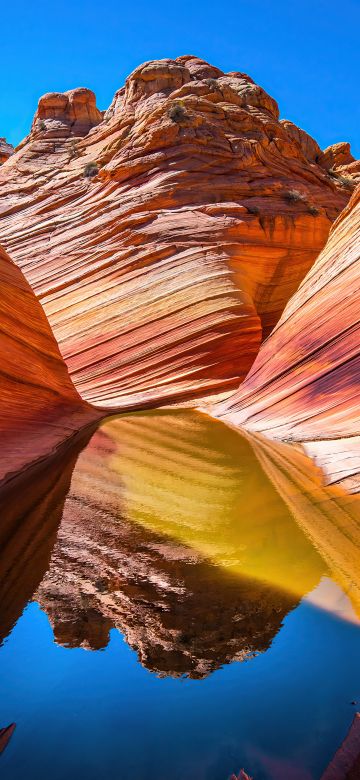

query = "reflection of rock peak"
(36, 410), (325, 677)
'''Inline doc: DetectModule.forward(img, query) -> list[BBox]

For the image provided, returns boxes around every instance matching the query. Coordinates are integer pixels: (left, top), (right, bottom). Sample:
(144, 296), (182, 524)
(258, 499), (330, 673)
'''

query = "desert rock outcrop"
(215, 186), (360, 447)
(0, 57), (357, 410)
(0, 243), (98, 487)
(0, 138), (13, 164)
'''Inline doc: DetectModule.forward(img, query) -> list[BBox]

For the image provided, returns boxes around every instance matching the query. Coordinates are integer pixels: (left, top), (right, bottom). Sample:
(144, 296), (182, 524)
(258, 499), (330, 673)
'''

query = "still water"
(0, 410), (359, 779)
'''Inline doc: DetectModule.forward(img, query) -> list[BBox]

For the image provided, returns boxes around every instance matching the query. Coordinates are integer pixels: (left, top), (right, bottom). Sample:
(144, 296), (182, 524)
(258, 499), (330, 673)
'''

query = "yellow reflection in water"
(84, 410), (326, 600)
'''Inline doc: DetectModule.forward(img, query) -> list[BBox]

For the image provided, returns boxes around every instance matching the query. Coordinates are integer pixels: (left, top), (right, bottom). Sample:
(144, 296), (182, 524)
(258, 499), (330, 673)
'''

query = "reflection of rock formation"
(0, 430), (93, 645)
(36, 513), (299, 677)
(0, 58), (357, 409)
(36, 410), (325, 677)
(246, 432), (360, 618)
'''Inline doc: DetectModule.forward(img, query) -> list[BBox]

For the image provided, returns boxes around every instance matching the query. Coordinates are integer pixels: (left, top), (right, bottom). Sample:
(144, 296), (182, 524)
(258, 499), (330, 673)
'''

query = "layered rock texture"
(216, 186), (360, 452)
(0, 138), (13, 164)
(0, 56), (357, 410)
(0, 243), (98, 487)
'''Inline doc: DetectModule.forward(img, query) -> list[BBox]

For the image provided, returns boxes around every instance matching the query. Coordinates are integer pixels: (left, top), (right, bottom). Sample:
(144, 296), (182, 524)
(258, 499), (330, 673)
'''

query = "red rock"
(0, 137), (13, 164)
(0, 243), (99, 488)
(31, 87), (103, 138)
(0, 57), (357, 410)
(321, 713), (360, 779)
(0, 723), (16, 755)
(215, 186), (360, 444)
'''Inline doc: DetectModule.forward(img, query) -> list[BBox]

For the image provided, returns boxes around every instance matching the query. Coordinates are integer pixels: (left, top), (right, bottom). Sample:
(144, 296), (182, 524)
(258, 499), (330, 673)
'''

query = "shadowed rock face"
(35, 411), (325, 677)
(0, 242), (99, 488)
(215, 186), (360, 452)
(0, 430), (93, 645)
(0, 138), (13, 164)
(0, 56), (357, 410)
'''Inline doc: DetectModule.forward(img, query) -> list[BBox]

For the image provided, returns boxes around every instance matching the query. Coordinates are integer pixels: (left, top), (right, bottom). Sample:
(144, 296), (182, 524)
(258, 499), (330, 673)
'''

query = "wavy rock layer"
(0, 57), (357, 409)
(0, 243), (98, 487)
(247, 432), (360, 617)
(216, 186), (360, 443)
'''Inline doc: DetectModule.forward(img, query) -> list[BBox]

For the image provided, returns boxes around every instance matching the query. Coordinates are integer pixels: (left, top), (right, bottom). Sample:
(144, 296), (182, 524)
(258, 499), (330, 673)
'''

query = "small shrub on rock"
(168, 103), (187, 123)
(328, 168), (354, 189)
(83, 161), (99, 178)
(38, 120), (46, 131)
(307, 204), (320, 216)
(69, 140), (79, 160)
(282, 189), (307, 203)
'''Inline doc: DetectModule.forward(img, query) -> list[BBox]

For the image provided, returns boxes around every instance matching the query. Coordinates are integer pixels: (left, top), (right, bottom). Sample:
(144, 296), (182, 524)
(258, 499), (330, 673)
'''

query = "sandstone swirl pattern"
(0, 243), (97, 487)
(216, 186), (360, 443)
(0, 57), (357, 410)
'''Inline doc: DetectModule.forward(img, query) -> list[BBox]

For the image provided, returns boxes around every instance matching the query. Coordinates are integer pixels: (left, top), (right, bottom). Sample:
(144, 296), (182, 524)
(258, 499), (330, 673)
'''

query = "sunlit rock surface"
(215, 186), (360, 453)
(0, 243), (98, 487)
(0, 57), (357, 409)
(247, 432), (360, 618)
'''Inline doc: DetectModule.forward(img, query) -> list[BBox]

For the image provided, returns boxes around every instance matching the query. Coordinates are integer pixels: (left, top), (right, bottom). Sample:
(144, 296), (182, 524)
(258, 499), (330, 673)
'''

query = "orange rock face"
(0, 243), (98, 487)
(0, 56), (357, 410)
(216, 186), (360, 443)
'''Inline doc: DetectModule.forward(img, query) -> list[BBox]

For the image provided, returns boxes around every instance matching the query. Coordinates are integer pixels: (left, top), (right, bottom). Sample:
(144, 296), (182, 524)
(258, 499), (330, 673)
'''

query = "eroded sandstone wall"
(0, 57), (357, 410)
(216, 186), (360, 442)
(0, 243), (99, 487)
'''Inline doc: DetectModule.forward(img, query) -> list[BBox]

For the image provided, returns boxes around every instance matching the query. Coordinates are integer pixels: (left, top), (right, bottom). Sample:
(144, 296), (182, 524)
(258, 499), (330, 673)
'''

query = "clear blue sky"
(1, 0), (359, 156)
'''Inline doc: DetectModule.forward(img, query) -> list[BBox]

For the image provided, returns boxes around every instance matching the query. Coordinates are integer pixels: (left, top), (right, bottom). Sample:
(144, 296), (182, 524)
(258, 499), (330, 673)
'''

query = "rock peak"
(31, 87), (102, 138)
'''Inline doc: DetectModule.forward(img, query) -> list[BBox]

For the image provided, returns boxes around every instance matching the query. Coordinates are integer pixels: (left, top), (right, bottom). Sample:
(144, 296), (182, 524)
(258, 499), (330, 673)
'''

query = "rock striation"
(215, 185), (360, 450)
(0, 56), (357, 410)
(0, 242), (99, 488)
(0, 138), (13, 164)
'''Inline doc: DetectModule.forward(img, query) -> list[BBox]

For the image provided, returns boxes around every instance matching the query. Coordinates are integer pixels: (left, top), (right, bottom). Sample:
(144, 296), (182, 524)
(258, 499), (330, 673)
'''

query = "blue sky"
(1, 0), (359, 156)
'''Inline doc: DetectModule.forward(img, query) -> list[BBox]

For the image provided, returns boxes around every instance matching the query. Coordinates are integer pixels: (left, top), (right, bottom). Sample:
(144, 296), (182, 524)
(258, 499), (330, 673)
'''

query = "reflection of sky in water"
(0, 410), (360, 779)
(1, 595), (360, 780)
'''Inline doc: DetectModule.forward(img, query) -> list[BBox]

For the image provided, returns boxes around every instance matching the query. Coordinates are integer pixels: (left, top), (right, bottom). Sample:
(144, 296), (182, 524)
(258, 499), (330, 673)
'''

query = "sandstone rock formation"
(29, 87), (103, 139)
(321, 713), (360, 780)
(215, 186), (360, 451)
(0, 138), (13, 164)
(0, 242), (99, 488)
(0, 57), (357, 410)
(247, 431), (360, 617)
